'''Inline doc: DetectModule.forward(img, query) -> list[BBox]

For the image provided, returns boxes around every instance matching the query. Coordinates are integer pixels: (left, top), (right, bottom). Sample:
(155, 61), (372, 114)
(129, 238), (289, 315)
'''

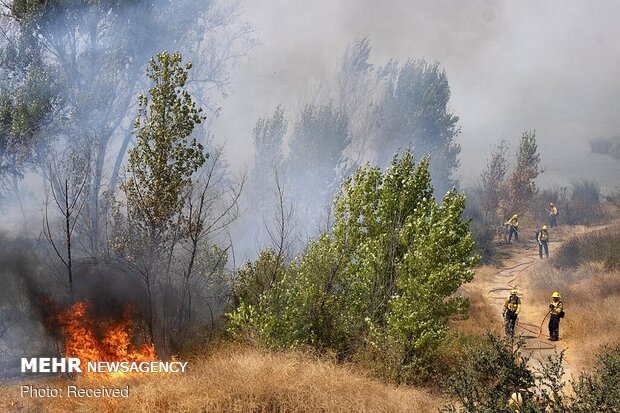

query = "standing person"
(537, 225), (549, 259)
(505, 214), (519, 243)
(548, 203), (558, 228)
(503, 289), (521, 336)
(548, 292), (564, 341)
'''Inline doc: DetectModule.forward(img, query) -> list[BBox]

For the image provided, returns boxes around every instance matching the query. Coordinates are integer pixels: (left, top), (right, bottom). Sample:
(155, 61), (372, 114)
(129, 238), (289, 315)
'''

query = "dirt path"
(487, 243), (573, 379)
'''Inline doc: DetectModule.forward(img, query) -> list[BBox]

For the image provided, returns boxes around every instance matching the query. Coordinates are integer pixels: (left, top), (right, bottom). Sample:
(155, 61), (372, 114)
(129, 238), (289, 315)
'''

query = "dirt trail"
(487, 243), (573, 379)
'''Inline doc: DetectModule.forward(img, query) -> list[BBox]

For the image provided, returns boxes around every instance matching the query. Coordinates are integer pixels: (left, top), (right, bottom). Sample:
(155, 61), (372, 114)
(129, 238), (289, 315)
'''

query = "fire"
(53, 300), (156, 377)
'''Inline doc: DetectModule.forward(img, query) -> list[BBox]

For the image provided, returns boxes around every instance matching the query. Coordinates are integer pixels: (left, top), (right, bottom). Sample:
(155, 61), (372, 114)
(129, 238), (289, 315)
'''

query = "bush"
(553, 226), (620, 270)
(572, 345), (620, 412)
(442, 333), (537, 412)
(561, 180), (605, 225)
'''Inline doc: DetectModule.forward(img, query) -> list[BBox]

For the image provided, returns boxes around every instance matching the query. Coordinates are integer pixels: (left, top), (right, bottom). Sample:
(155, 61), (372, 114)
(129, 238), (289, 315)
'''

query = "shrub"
(553, 226), (620, 270)
(561, 180), (605, 225)
(572, 345), (620, 412)
(442, 333), (536, 412)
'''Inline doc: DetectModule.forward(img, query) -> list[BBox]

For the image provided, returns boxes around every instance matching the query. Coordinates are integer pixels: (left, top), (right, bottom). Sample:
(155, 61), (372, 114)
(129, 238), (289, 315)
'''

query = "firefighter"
(548, 292), (564, 341)
(505, 214), (519, 243)
(537, 225), (549, 259)
(503, 289), (521, 336)
(548, 203), (558, 228)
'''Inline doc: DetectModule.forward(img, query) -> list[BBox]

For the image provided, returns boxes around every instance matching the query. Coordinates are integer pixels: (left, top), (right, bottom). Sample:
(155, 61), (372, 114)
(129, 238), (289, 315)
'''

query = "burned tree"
(42, 151), (90, 297)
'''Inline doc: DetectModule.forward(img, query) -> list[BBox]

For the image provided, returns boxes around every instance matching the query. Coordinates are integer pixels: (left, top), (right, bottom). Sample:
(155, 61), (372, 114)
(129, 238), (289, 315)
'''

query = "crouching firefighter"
(537, 225), (549, 259)
(503, 289), (521, 336)
(548, 292), (564, 341)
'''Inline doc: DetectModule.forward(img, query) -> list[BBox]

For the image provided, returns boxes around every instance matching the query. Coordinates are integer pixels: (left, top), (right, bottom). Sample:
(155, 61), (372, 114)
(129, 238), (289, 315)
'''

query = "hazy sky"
(215, 0), (620, 190)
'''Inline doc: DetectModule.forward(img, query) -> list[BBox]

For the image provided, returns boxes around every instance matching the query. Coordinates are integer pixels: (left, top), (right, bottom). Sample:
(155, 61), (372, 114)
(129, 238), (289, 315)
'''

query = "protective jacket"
(549, 206), (558, 216)
(506, 217), (519, 227)
(503, 296), (521, 314)
(549, 300), (563, 316)
(538, 230), (549, 242)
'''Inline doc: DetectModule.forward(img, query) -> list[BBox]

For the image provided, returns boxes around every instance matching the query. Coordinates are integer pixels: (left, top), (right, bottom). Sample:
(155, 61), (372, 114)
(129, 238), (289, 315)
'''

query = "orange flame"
(54, 301), (156, 377)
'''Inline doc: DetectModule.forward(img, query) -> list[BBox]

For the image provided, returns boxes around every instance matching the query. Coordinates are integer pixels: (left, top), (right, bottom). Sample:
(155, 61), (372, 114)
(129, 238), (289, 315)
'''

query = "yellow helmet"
(510, 289), (518, 295)
(512, 214), (518, 219)
(550, 202), (554, 206)
(542, 225), (548, 230)
(552, 291), (561, 298)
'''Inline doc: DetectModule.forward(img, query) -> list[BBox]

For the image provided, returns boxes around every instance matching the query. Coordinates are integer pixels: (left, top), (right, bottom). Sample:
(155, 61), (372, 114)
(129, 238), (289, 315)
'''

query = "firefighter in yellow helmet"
(548, 292), (564, 341)
(505, 214), (519, 243)
(537, 225), (549, 259)
(548, 203), (558, 228)
(503, 289), (521, 336)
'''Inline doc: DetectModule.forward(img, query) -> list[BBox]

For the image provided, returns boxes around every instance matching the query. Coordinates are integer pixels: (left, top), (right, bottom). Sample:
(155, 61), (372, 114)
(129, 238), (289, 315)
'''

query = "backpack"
(559, 310), (565, 318)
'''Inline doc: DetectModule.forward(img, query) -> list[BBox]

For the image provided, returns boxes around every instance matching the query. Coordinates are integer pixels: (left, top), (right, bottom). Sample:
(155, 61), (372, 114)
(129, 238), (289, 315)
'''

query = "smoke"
(216, 0), (620, 192)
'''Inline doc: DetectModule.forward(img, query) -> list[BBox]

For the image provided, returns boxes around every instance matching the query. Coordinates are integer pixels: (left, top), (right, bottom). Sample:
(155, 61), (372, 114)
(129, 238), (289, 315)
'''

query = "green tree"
(118, 51), (208, 341)
(229, 150), (478, 375)
(124, 51), (207, 235)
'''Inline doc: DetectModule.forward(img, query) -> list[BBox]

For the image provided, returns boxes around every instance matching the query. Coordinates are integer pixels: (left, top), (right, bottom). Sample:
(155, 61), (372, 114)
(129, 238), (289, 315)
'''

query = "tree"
(377, 60), (461, 196)
(0, 38), (57, 205)
(42, 151), (89, 297)
(247, 105), (287, 216)
(118, 51), (208, 342)
(1, 0), (252, 254)
(480, 140), (509, 222)
(229, 150), (478, 375)
(505, 130), (542, 215)
(285, 102), (350, 224)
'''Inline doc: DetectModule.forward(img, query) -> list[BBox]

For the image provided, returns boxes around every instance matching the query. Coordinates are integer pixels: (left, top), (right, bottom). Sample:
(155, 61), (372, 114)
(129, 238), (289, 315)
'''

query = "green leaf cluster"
(123, 51), (207, 234)
(229, 150), (478, 371)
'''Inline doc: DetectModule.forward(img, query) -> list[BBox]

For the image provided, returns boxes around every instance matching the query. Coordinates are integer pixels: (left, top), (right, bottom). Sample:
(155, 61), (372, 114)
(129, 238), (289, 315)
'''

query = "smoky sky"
(215, 0), (620, 191)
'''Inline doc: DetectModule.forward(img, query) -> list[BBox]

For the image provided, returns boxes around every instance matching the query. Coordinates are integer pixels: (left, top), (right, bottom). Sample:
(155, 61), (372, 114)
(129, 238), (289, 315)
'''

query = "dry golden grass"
(521, 260), (620, 371)
(454, 265), (501, 335)
(0, 347), (446, 413)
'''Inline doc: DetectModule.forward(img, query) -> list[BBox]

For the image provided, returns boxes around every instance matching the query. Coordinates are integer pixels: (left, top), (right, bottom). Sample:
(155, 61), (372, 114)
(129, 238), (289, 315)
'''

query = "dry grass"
(521, 260), (620, 371)
(0, 347), (446, 413)
(454, 265), (501, 335)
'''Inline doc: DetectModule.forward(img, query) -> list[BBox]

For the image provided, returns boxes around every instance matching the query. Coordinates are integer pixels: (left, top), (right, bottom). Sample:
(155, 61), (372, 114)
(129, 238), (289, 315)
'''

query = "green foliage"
(232, 248), (285, 308)
(443, 334), (535, 412)
(0, 39), (57, 195)
(445, 336), (620, 413)
(123, 51), (207, 233)
(229, 150), (478, 374)
(572, 345), (620, 412)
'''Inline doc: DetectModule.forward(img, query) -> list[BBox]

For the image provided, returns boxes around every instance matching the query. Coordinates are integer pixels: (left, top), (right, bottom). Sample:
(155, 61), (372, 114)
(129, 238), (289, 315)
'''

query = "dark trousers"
(505, 311), (518, 336)
(539, 240), (549, 258)
(508, 226), (519, 243)
(549, 315), (560, 340)
(548, 215), (557, 228)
